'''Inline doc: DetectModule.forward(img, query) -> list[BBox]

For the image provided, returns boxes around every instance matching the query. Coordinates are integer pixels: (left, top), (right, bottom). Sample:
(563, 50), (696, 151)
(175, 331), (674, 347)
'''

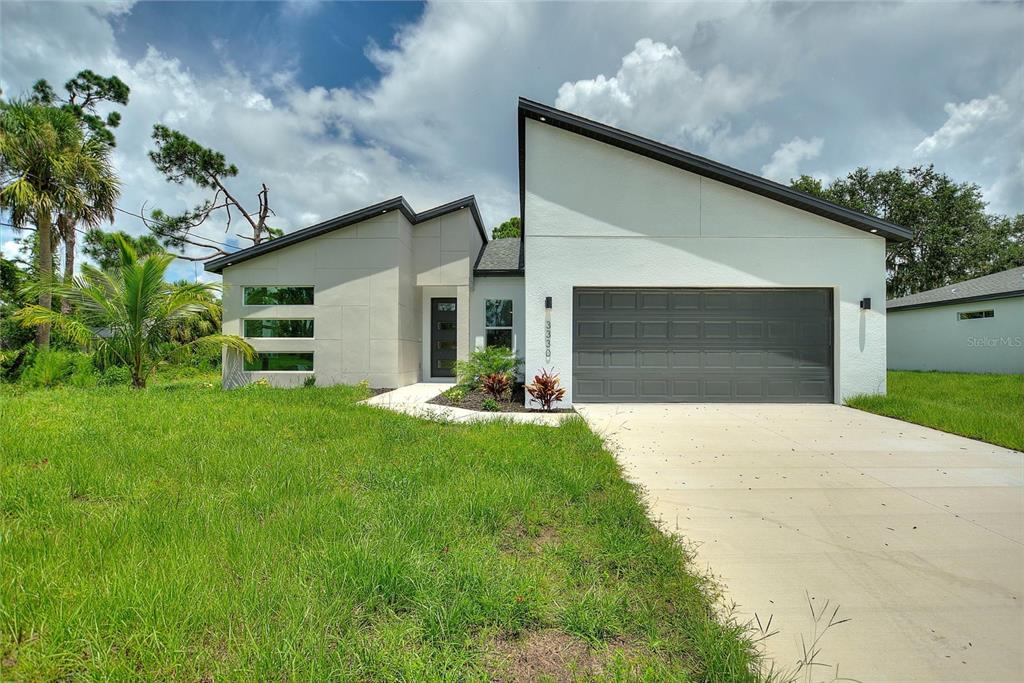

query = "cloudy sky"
(2, 1), (1021, 281)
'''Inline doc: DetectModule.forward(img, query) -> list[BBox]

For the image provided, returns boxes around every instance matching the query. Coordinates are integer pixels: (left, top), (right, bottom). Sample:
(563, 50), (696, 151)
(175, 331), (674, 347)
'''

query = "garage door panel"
(573, 287), (833, 403)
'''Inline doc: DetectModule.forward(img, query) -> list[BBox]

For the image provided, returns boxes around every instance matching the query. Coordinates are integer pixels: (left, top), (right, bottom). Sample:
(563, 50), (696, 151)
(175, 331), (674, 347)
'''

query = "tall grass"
(847, 371), (1023, 451)
(0, 377), (762, 680)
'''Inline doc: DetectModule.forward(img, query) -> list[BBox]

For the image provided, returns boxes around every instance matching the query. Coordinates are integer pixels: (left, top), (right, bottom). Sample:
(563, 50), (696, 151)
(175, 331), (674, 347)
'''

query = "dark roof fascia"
(474, 268), (525, 277)
(517, 98), (912, 243)
(517, 103), (527, 270)
(205, 195), (487, 273)
(887, 289), (1024, 312)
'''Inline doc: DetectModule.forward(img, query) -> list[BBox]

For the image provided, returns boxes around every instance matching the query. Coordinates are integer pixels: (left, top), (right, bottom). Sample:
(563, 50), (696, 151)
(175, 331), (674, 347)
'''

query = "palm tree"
(0, 100), (119, 344)
(15, 236), (253, 388)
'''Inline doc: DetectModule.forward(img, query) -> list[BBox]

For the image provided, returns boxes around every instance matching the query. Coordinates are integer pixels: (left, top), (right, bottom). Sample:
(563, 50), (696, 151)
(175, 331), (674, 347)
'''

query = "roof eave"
(517, 97), (912, 243)
(887, 289), (1024, 312)
(473, 268), (525, 277)
(205, 195), (487, 274)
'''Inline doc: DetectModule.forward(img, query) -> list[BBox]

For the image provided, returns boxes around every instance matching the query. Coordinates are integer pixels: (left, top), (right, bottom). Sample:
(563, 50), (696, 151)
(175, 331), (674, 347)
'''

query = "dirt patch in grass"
(487, 629), (644, 682)
(429, 385), (574, 414)
(501, 521), (560, 554)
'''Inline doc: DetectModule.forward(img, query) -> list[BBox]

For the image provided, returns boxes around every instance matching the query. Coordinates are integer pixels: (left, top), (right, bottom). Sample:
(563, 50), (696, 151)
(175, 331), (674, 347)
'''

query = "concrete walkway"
(576, 403), (1024, 682)
(362, 383), (570, 426)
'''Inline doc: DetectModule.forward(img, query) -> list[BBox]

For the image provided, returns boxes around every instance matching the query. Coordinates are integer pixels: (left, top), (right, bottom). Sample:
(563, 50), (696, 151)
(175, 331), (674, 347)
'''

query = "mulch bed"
(428, 384), (574, 414)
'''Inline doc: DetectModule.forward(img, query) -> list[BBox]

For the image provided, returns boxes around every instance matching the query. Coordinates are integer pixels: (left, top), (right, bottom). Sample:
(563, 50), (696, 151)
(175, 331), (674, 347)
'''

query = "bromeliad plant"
(526, 369), (566, 411)
(15, 235), (254, 388)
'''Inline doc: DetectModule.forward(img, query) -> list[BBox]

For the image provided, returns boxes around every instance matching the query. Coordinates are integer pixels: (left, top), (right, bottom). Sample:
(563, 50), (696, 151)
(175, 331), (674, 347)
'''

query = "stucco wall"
(469, 276), (527, 379)
(522, 120), (888, 405)
(888, 297), (1024, 373)
(221, 206), (481, 388)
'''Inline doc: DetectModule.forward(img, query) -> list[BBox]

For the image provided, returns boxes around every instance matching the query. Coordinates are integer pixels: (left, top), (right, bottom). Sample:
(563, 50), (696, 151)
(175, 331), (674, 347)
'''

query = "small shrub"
(454, 346), (521, 389)
(482, 372), (511, 400)
(303, 375), (317, 388)
(442, 385), (467, 403)
(98, 365), (132, 387)
(481, 397), (500, 412)
(526, 369), (566, 411)
(20, 350), (89, 388)
(68, 355), (97, 388)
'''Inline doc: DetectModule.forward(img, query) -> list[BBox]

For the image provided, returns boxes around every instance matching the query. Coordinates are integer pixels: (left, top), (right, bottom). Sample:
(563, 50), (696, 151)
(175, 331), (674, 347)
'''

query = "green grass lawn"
(0, 374), (761, 681)
(847, 371), (1024, 451)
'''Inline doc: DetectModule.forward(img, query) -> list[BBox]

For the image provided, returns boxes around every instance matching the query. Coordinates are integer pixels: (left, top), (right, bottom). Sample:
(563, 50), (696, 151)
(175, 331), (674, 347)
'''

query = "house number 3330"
(544, 319), (551, 361)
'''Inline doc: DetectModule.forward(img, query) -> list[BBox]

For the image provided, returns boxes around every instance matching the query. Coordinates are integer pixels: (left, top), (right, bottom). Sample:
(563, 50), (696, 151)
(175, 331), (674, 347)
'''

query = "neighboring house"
(887, 266), (1024, 374)
(206, 98), (911, 405)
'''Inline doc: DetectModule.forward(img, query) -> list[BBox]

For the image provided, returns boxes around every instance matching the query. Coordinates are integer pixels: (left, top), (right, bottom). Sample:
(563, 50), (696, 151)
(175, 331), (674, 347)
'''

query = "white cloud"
(761, 136), (824, 183)
(555, 38), (775, 156)
(1, 239), (23, 261)
(914, 94), (1010, 156)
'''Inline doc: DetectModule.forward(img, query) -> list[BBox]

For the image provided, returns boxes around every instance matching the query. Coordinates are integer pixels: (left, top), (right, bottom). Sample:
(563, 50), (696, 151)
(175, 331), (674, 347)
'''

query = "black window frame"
(243, 286), (314, 306)
(243, 319), (315, 339)
(957, 310), (995, 321)
(244, 352), (315, 372)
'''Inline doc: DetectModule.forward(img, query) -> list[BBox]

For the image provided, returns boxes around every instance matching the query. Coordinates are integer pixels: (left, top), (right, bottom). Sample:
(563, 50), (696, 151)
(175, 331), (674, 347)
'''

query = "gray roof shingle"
(887, 266), (1024, 311)
(474, 238), (522, 274)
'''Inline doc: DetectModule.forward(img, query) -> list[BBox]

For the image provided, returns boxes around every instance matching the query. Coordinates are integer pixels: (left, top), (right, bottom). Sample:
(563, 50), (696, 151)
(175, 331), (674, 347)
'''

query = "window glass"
(485, 299), (513, 349)
(435, 340), (457, 350)
(958, 310), (994, 320)
(437, 321), (456, 331)
(486, 328), (513, 349)
(485, 299), (513, 327)
(437, 302), (456, 312)
(244, 352), (314, 371)
(243, 286), (314, 305)
(243, 319), (314, 338)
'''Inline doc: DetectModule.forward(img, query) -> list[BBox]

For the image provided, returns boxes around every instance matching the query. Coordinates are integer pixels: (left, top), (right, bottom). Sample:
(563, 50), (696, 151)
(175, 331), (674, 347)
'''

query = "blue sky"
(2, 1), (1022, 282)
(112, 1), (425, 91)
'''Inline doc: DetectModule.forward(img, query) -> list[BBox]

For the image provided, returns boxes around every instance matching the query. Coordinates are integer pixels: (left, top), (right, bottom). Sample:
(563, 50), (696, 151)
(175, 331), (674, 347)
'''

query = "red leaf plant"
(482, 372), (512, 400)
(525, 369), (566, 411)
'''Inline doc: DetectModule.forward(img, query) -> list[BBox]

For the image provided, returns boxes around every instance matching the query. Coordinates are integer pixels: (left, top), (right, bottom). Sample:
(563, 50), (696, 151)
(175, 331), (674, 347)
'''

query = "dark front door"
(572, 288), (834, 403)
(430, 298), (458, 378)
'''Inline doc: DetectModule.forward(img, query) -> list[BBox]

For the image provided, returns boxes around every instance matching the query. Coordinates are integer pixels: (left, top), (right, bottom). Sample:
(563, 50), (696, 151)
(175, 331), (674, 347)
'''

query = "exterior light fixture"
(870, 229), (878, 233)
(545, 296), (552, 309)
(539, 116), (546, 122)
(860, 297), (872, 310)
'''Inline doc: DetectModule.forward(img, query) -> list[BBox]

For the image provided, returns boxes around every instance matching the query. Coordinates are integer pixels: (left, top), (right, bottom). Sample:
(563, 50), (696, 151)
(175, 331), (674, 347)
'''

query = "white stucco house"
(205, 98), (911, 405)
(887, 266), (1024, 374)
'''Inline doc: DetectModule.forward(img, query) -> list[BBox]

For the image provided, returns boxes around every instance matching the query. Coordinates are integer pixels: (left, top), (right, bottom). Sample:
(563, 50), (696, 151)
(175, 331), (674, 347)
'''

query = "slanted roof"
(517, 98), (913, 243)
(474, 237), (522, 276)
(204, 195), (487, 274)
(887, 266), (1024, 312)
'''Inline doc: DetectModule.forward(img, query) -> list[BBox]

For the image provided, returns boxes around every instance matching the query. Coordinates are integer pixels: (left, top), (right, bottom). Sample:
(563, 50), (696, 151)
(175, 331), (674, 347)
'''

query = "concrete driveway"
(575, 403), (1024, 682)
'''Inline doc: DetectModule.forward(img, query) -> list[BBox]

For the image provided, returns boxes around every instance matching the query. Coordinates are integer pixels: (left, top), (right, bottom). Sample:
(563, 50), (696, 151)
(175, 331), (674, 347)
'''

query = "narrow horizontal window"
(436, 302), (456, 312)
(244, 319), (314, 338)
(243, 286), (314, 306)
(958, 310), (994, 320)
(435, 340), (457, 350)
(244, 352), (314, 372)
(437, 321), (456, 331)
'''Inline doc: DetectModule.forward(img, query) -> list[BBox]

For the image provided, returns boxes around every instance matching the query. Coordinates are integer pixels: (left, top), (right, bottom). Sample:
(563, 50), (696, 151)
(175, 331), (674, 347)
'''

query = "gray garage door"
(572, 288), (833, 403)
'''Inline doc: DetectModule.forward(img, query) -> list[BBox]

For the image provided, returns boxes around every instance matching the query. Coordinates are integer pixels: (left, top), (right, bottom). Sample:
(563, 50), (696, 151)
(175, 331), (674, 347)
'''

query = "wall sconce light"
(860, 297), (872, 310)
(545, 296), (552, 309)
